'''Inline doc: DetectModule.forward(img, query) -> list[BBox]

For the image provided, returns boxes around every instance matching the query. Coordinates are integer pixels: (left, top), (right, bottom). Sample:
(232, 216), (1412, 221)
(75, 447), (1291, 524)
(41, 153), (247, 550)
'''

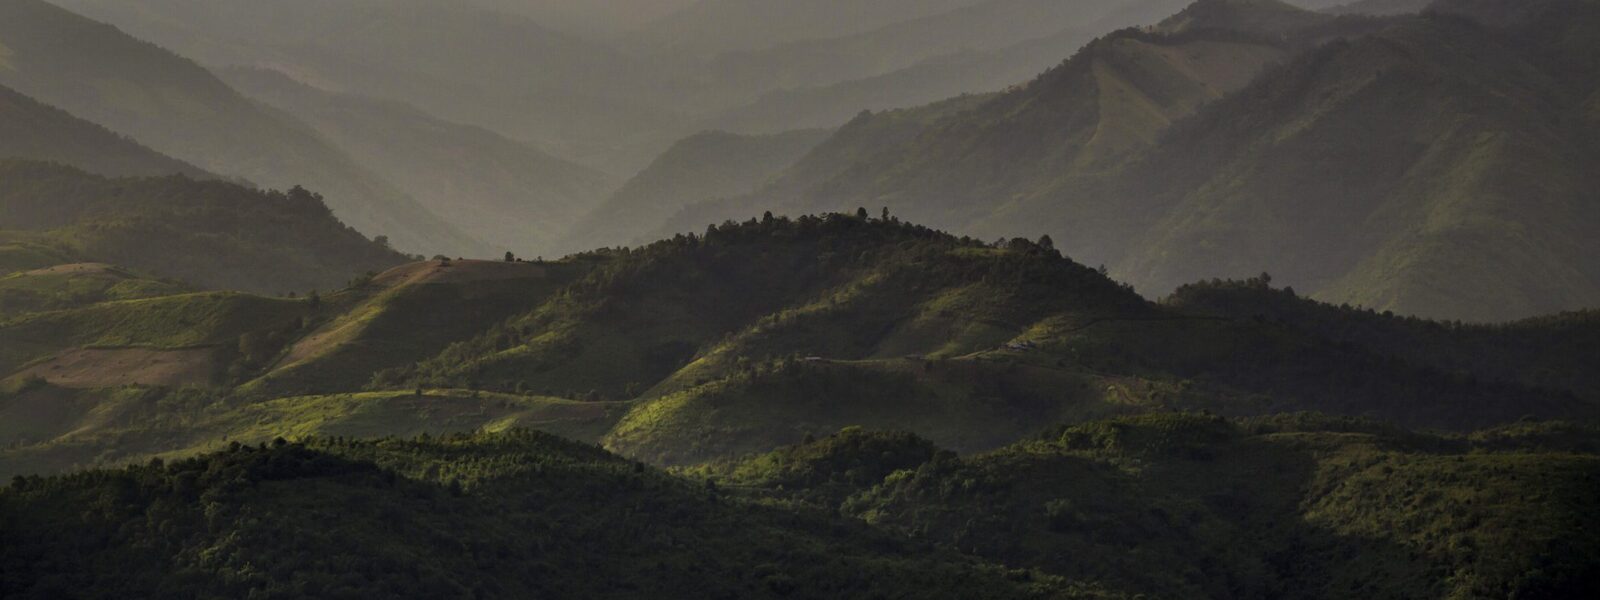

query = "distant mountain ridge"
(666, 0), (1600, 321)
(561, 129), (831, 251)
(0, 0), (489, 256)
(220, 67), (619, 257)
(0, 83), (208, 179)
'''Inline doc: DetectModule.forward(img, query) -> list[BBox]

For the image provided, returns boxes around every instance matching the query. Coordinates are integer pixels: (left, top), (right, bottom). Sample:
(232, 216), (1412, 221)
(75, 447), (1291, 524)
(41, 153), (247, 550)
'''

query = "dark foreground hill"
(0, 160), (406, 293)
(0, 430), (1086, 600)
(4, 417), (1597, 598)
(708, 415), (1600, 599)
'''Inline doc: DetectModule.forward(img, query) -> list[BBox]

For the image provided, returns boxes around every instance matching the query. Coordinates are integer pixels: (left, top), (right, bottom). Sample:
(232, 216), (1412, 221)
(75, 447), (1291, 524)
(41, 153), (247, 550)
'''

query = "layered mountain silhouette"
(0, 84), (208, 179)
(667, 0), (1600, 321)
(0, 0), (487, 256)
(3, 1), (1597, 598)
(220, 67), (618, 257)
(561, 129), (832, 251)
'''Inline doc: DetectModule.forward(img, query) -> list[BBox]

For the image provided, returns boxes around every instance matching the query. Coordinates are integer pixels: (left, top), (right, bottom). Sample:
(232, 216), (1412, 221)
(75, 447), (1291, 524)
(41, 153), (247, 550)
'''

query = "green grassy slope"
(0, 0), (489, 256)
(0, 385), (630, 478)
(562, 128), (830, 251)
(0, 83), (208, 179)
(0, 430), (1096, 599)
(0, 160), (407, 294)
(0, 263), (191, 319)
(370, 217), (1592, 466)
(244, 259), (590, 397)
(220, 67), (620, 257)
(724, 415), (1600, 598)
(0, 215), (1594, 476)
(0, 291), (309, 377)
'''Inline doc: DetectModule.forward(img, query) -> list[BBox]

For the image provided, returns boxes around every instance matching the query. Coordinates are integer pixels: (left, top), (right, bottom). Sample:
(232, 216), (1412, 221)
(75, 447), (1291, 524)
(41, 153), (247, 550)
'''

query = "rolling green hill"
(0, 214), (1594, 477)
(220, 67), (619, 257)
(0, 263), (191, 319)
(241, 259), (592, 398)
(375, 216), (1592, 465)
(0, 0), (489, 256)
(0, 83), (208, 179)
(0, 160), (406, 294)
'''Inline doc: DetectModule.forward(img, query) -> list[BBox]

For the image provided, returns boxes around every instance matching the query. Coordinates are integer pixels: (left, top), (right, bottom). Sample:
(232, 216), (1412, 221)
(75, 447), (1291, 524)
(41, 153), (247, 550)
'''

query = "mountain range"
(661, 0), (1600, 321)
(219, 67), (619, 257)
(0, 0), (489, 257)
(2, 1), (1598, 596)
(2, 215), (1596, 597)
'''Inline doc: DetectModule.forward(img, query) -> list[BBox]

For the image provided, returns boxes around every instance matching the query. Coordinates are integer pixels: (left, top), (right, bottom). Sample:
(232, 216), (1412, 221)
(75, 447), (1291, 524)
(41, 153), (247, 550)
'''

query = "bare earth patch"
(16, 263), (126, 278)
(370, 259), (546, 288)
(15, 346), (217, 388)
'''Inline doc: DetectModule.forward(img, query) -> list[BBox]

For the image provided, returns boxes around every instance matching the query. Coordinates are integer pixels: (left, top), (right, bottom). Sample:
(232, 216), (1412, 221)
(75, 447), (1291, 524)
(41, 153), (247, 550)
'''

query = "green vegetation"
(0, 213), (1594, 478)
(245, 259), (589, 397)
(721, 414), (1600, 598)
(5, 417), (1596, 598)
(0, 263), (190, 318)
(0, 160), (406, 294)
(0, 430), (1093, 599)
